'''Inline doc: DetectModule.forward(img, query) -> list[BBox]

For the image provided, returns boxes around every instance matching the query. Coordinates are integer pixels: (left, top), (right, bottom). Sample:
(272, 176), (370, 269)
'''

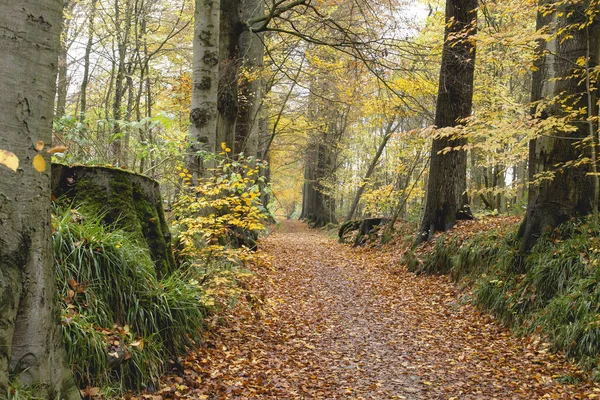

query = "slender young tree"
(187, 0), (221, 179)
(518, 0), (600, 254)
(344, 119), (398, 222)
(79, 0), (98, 124)
(111, 0), (134, 166)
(56, 0), (76, 118)
(0, 1), (79, 398)
(417, 0), (478, 243)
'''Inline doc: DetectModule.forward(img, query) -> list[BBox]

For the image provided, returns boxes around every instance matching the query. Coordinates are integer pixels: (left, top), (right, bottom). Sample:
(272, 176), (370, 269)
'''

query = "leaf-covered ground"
(153, 221), (600, 399)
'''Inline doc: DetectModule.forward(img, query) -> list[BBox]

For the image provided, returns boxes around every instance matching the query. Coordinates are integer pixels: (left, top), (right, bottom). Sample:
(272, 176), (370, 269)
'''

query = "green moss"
(106, 173), (143, 237)
(70, 177), (109, 218)
(132, 183), (175, 277)
(57, 166), (176, 278)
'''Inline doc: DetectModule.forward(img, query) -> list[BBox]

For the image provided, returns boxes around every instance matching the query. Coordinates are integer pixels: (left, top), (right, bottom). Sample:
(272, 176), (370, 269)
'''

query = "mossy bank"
(405, 216), (600, 378)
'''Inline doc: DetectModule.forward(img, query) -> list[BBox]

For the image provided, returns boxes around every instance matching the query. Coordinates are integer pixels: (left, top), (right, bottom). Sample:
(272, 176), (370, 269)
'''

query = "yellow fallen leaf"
(0, 150), (19, 172)
(33, 154), (46, 173)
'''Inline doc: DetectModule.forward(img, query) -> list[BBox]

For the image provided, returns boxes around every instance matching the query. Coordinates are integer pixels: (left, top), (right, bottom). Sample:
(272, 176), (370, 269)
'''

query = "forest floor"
(154, 221), (600, 399)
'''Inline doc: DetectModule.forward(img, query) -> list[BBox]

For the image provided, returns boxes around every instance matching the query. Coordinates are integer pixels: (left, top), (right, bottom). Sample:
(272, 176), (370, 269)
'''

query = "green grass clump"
(452, 228), (518, 282)
(5, 379), (43, 400)
(422, 237), (460, 275)
(403, 249), (421, 273)
(53, 206), (210, 392)
(537, 283), (600, 369)
(408, 236), (460, 275)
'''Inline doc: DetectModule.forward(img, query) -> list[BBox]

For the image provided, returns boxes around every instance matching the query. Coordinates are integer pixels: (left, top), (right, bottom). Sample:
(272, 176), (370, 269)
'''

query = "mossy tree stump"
(52, 164), (176, 278)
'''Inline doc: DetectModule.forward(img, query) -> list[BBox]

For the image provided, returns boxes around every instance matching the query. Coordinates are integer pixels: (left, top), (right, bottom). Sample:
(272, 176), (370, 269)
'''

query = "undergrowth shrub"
(53, 149), (270, 394)
(173, 150), (267, 259)
(172, 149), (268, 308)
(53, 207), (209, 392)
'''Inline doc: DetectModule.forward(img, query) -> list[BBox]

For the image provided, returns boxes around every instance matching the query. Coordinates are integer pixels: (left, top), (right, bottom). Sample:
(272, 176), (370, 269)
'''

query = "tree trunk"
(79, 0), (98, 124)
(111, 0), (133, 166)
(56, 0), (75, 118)
(235, 0), (264, 156)
(417, 0), (477, 243)
(345, 123), (395, 222)
(111, 0), (124, 164)
(301, 135), (337, 227)
(518, 5), (600, 253)
(301, 140), (318, 219)
(0, 2), (79, 398)
(469, 149), (484, 209)
(495, 164), (506, 212)
(187, 0), (220, 180)
(216, 0), (241, 151)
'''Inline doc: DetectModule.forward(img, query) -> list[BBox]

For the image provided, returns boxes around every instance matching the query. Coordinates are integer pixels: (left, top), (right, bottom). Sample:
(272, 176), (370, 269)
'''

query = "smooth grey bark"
(417, 0), (477, 243)
(111, 0), (133, 166)
(518, 4), (600, 254)
(187, 0), (220, 179)
(216, 0), (241, 151)
(56, 0), (76, 118)
(79, 0), (98, 124)
(235, 0), (264, 156)
(0, 1), (79, 398)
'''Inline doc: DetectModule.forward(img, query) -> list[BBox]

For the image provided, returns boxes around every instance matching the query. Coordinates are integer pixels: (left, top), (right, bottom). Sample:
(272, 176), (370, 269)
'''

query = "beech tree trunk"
(235, 0), (264, 156)
(518, 5), (600, 254)
(79, 0), (98, 124)
(300, 132), (338, 228)
(187, 0), (220, 179)
(111, 0), (133, 166)
(216, 0), (241, 150)
(417, 0), (477, 243)
(56, 0), (74, 118)
(0, 2), (79, 398)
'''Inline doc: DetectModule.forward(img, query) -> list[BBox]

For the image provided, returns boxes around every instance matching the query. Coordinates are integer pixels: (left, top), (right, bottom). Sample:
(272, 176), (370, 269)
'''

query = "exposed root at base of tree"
(144, 220), (598, 399)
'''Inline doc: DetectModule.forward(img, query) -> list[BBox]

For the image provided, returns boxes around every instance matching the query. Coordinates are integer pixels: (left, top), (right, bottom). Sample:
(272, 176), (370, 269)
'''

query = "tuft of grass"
(5, 379), (43, 400)
(534, 279), (600, 369)
(452, 228), (518, 282)
(53, 206), (210, 392)
(403, 249), (421, 273)
(410, 236), (460, 275)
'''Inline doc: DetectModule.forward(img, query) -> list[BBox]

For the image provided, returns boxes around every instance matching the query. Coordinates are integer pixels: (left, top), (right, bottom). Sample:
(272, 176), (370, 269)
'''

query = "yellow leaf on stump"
(33, 154), (46, 173)
(0, 150), (19, 172)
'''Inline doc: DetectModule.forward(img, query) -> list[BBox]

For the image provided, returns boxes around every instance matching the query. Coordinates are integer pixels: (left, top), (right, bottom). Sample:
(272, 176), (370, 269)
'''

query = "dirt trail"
(170, 221), (599, 399)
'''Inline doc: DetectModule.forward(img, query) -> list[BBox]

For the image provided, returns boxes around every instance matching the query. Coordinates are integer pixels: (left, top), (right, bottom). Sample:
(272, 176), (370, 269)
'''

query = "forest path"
(165, 221), (598, 399)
